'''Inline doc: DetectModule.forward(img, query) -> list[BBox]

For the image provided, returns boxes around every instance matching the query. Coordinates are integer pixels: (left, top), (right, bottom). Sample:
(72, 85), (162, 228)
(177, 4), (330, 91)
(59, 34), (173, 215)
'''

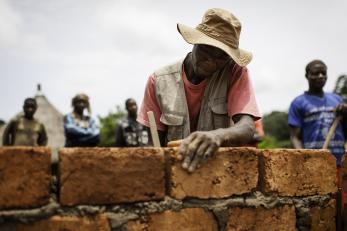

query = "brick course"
(169, 147), (259, 199)
(127, 208), (218, 231)
(59, 148), (165, 205)
(0, 147), (51, 208)
(262, 149), (337, 196)
(13, 214), (110, 231)
(309, 199), (336, 231)
(227, 205), (296, 231)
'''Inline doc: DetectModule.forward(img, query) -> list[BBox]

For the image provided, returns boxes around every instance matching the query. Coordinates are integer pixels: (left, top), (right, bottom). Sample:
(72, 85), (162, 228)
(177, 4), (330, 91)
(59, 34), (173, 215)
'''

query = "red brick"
(169, 147), (259, 199)
(341, 157), (347, 191)
(262, 149), (337, 196)
(227, 205), (296, 231)
(127, 208), (218, 231)
(0, 147), (51, 208)
(59, 148), (165, 205)
(310, 199), (335, 231)
(14, 214), (110, 231)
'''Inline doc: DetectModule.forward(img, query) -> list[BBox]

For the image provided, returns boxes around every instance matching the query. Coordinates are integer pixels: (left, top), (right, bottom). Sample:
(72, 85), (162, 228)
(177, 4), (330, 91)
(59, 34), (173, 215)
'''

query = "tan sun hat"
(177, 8), (252, 67)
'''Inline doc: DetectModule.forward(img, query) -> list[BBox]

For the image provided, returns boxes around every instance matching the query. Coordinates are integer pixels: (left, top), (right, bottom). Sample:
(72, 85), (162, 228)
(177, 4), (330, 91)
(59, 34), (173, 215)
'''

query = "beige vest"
(14, 117), (42, 146)
(154, 59), (234, 142)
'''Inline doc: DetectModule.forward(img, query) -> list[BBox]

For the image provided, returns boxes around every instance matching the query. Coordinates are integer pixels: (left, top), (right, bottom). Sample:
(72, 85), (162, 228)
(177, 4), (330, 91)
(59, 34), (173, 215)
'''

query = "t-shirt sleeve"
(228, 66), (261, 120)
(288, 99), (302, 127)
(137, 75), (167, 131)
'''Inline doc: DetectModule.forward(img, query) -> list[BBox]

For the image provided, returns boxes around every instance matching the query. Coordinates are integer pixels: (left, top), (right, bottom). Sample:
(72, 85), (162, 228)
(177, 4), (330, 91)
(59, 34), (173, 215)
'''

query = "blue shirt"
(288, 92), (345, 166)
(64, 113), (100, 147)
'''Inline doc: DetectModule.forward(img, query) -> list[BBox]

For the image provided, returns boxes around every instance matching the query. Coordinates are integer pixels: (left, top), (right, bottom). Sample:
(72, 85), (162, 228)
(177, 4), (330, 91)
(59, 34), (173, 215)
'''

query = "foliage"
(98, 106), (126, 147)
(260, 111), (291, 149)
(258, 135), (291, 149)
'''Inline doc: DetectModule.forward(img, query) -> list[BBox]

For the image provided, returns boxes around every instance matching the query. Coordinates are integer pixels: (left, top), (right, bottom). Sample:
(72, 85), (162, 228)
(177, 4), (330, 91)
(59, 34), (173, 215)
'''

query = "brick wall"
(0, 147), (337, 231)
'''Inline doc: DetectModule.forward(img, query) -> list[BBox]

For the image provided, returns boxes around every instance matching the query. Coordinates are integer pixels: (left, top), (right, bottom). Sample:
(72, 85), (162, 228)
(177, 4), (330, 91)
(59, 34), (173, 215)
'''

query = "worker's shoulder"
(326, 92), (343, 101)
(153, 59), (184, 78)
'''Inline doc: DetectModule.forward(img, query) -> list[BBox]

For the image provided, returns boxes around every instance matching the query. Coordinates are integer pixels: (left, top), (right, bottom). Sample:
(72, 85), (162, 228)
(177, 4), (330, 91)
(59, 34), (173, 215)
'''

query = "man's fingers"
(182, 155), (192, 170)
(188, 153), (203, 173)
(179, 133), (197, 155)
(201, 145), (218, 164)
(196, 141), (210, 157)
(187, 136), (203, 157)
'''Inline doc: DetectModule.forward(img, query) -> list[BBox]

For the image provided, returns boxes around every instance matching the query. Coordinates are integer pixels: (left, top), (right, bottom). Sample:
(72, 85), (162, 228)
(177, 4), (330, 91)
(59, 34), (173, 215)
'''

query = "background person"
(115, 98), (149, 147)
(288, 60), (347, 167)
(64, 93), (99, 147)
(2, 98), (47, 146)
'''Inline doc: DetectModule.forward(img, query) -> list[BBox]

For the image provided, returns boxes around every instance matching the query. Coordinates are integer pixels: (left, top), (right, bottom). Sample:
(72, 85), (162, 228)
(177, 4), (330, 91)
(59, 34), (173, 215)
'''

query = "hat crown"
(196, 8), (241, 49)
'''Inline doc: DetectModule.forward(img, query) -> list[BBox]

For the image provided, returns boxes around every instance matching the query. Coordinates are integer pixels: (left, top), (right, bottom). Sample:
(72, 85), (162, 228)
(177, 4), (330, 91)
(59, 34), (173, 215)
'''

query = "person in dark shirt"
(115, 98), (149, 147)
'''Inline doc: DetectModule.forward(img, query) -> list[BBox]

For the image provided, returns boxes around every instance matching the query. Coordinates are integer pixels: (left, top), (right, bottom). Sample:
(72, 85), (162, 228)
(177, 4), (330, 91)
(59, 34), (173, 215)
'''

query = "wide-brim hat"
(177, 8), (252, 67)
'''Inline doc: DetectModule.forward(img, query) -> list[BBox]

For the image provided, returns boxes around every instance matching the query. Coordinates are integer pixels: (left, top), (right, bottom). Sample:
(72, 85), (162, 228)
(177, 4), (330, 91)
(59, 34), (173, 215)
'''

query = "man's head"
(305, 60), (327, 90)
(125, 98), (137, 117)
(72, 93), (90, 115)
(177, 8), (252, 68)
(190, 44), (231, 78)
(23, 98), (37, 119)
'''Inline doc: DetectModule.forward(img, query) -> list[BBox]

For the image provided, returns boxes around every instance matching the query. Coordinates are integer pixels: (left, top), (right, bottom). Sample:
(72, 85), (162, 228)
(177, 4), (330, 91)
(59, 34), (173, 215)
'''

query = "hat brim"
(177, 23), (252, 67)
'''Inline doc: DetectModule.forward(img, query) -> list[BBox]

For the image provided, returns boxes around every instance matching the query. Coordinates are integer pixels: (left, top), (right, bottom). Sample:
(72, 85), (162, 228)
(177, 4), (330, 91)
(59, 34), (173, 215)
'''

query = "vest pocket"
(160, 113), (184, 141)
(211, 103), (229, 129)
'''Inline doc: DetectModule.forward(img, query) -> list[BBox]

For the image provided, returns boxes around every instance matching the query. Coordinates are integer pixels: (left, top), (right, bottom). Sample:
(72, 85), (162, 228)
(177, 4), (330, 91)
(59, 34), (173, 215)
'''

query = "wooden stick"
(323, 116), (341, 149)
(147, 111), (161, 147)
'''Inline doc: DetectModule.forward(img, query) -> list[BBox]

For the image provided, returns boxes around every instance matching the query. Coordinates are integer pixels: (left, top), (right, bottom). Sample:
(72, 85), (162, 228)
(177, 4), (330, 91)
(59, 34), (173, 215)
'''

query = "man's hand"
(178, 131), (222, 173)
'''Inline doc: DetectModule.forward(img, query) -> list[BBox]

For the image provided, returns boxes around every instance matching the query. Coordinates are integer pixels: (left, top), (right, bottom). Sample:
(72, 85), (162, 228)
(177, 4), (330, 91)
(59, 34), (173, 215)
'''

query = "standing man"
(138, 8), (260, 172)
(288, 60), (347, 167)
(115, 98), (149, 147)
(2, 98), (48, 146)
(64, 93), (100, 147)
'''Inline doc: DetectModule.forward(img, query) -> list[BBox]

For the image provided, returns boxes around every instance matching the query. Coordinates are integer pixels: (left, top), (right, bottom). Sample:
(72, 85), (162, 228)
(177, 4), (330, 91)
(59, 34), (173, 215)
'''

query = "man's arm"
(2, 121), (16, 146)
(178, 114), (255, 173)
(38, 124), (48, 146)
(115, 125), (125, 147)
(289, 126), (303, 149)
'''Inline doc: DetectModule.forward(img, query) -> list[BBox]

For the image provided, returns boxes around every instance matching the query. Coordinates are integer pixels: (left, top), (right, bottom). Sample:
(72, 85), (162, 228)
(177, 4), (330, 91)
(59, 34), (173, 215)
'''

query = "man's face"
(126, 100), (137, 116)
(306, 63), (327, 89)
(23, 102), (37, 119)
(191, 44), (231, 78)
(74, 99), (88, 113)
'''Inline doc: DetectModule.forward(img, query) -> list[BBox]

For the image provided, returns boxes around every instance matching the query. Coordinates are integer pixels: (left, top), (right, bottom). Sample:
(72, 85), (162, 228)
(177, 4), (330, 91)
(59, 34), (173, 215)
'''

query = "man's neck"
(73, 110), (84, 119)
(24, 115), (34, 120)
(307, 88), (324, 98)
(128, 114), (137, 120)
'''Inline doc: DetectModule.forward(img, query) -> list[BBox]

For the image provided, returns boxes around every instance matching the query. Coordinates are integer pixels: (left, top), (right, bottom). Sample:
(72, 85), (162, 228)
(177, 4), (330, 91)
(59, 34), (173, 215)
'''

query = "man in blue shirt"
(288, 60), (347, 166)
(64, 93), (100, 147)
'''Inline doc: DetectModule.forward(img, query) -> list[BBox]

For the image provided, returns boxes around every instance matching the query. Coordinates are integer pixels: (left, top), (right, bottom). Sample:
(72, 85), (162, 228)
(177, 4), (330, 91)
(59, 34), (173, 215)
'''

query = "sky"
(1, 0), (347, 122)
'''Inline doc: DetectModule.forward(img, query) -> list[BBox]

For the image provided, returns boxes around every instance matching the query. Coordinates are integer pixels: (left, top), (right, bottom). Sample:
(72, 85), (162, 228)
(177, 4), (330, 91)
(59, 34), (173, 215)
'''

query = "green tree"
(259, 111), (291, 148)
(98, 106), (126, 147)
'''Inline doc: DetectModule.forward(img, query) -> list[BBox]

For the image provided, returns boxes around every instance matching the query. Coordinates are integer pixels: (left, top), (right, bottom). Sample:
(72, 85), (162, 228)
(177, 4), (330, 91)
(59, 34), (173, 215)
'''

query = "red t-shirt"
(138, 63), (260, 131)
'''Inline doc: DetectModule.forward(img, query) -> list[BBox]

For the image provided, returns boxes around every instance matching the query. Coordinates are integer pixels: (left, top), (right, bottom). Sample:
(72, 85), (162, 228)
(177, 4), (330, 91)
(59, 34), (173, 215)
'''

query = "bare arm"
(2, 121), (16, 146)
(179, 114), (255, 172)
(289, 126), (303, 149)
(38, 124), (48, 146)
